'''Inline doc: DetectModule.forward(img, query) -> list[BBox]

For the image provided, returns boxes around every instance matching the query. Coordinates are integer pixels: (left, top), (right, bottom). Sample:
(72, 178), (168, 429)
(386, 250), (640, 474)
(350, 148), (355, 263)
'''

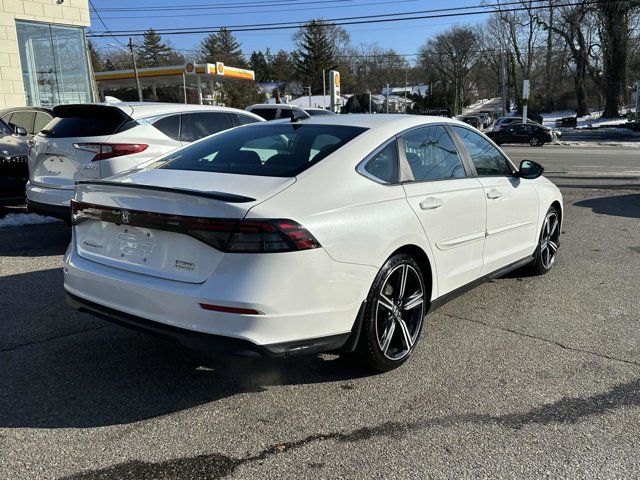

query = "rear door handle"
(486, 189), (502, 200)
(419, 197), (444, 210)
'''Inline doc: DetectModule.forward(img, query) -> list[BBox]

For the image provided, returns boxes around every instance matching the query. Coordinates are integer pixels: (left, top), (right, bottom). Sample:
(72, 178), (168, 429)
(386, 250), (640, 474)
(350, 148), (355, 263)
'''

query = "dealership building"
(0, 0), (92, 108)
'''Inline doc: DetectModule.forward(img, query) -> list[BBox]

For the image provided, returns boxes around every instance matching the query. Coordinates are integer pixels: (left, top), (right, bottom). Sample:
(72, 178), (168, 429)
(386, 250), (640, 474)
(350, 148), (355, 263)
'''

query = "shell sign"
(216, 62), (225, 75)
(185, 62), (195, 74)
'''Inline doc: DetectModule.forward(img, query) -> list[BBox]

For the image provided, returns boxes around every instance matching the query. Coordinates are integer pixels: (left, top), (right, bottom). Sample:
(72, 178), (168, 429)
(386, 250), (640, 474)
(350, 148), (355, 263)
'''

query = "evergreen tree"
(250, 50), (270, 82)
(137, 29), (174, 67)
(87, 39), (102, 72)
(295, 20), (336, 93)
(201, 28), (246, 67)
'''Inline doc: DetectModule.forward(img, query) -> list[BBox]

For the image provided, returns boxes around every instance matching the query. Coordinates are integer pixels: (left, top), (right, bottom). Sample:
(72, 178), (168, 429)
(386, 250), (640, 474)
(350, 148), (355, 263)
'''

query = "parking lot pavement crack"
(441, 312), (640, 368)
(59, 376), (640, 480)
(0, 325), (108, 354)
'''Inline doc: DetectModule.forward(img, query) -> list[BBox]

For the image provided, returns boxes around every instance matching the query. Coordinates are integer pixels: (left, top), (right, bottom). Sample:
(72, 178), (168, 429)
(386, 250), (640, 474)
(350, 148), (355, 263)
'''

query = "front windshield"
(159, 123), (367, 177)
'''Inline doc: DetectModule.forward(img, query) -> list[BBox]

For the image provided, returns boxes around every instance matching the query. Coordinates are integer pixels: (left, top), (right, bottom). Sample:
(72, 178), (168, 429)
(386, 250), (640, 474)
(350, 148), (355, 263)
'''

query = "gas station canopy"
(94, 62), (256, 104)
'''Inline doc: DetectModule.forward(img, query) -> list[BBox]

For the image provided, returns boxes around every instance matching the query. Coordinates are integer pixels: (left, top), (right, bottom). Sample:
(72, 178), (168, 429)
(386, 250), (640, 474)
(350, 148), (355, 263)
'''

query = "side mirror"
(519, 159), (544, 179)
(11, 124), (27, 136)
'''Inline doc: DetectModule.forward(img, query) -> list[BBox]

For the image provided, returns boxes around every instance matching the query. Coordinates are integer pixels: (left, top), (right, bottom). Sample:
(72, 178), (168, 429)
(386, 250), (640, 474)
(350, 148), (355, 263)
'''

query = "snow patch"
(0, 213), (62, 228)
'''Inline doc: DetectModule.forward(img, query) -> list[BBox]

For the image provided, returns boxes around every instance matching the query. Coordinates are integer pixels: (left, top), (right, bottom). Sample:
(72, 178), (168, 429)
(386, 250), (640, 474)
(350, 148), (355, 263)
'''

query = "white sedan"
(64, 115), (562, 371)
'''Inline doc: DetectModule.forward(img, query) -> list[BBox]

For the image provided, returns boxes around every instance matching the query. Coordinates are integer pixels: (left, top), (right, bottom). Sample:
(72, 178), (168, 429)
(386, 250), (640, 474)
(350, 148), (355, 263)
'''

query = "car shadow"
(574, 194), (640, 219)
(0, 222), (70, 257)
(0, 268), (373, 429)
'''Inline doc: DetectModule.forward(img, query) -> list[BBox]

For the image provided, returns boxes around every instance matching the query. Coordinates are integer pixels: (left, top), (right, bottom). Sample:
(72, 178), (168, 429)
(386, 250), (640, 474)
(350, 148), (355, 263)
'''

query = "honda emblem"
(120, 210), (131, 224)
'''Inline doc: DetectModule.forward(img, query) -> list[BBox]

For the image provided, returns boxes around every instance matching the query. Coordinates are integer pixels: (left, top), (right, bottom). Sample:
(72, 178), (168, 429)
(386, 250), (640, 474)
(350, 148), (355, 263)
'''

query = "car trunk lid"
(73, 169), (294, 283)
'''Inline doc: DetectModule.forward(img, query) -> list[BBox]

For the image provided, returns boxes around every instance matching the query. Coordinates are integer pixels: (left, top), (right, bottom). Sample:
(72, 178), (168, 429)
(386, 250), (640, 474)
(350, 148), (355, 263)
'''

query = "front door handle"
(486, 189), (502, 200)
(419, 197), (444, 210)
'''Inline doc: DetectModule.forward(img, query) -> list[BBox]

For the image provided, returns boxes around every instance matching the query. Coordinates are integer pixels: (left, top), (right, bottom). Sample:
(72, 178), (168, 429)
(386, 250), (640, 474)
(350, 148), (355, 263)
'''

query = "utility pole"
(128, 37), (143, 102)
(108, 39), (143, 102)
(499, 49), (507, 117)
(386, 83), (389, 114)
(404, 69), (408, 114)
(636, 81), (640, 124)
(322, 69), (326, 109)
(307, 86), (312, 107)
(368, 90), (372, 113)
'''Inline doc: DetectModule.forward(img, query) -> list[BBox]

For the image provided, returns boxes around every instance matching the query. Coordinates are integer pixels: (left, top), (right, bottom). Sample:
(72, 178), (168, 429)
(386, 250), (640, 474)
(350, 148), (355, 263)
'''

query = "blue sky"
(90, 0), (489, 63)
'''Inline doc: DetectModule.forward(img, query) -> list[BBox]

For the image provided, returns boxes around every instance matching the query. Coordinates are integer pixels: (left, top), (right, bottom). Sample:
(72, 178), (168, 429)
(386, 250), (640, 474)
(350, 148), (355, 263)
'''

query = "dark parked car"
(0, 118), (29, 206)
(0, 107), (54, 138)
(460, 115), (483, 129)
(486, 123), (556, 146)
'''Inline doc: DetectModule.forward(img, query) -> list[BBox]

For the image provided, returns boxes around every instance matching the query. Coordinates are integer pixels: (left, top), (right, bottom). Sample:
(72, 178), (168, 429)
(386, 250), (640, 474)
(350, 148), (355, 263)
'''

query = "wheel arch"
(390, 244), (434, 302)
(550, 200), (563, 228)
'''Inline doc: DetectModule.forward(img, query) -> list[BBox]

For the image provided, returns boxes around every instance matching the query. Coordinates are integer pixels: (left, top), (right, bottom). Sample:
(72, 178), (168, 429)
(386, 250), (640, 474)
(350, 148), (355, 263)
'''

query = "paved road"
(1, 146), (639, 479)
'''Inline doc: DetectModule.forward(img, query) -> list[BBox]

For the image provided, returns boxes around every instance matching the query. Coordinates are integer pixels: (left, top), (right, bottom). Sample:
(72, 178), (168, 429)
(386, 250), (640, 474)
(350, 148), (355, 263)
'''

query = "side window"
(278, 109), (295, 120)
(34, 112), (52, 133)
(153, 114), (181, 141)
(234, 113), (260, 126)
(362, 141), (399, 184)
(250, 108), (278, 121)
(402, 126), (466, 181)
(180, 112), (233, 142)
(451, 126), (513, 176)
(9, 111), (36, 134)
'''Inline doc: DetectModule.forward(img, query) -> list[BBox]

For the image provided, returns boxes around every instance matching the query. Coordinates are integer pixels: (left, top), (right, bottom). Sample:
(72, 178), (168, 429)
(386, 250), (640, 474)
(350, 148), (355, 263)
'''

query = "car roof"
(99, 102), (263, 120)
(261, 114), (467, 131)
(246, 104), (304, 111)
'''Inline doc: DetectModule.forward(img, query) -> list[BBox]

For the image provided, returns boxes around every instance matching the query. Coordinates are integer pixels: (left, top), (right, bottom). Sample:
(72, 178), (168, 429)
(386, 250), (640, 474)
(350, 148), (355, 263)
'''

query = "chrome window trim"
(355, 137), (401, 185)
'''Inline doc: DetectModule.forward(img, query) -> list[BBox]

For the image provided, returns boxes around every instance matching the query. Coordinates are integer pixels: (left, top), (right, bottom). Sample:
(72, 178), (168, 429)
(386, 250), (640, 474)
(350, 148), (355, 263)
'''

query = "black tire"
(529, 136), (541, 147)
(529, 206), (560, 275)
(356, 254), (427, 372)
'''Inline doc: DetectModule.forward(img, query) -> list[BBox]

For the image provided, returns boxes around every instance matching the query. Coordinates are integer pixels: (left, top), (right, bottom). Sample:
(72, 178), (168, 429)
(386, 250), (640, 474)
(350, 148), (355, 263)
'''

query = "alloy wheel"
(375, 264), (425, 361)
(540, 211), (560, 269)
(530, 136), (540, 146)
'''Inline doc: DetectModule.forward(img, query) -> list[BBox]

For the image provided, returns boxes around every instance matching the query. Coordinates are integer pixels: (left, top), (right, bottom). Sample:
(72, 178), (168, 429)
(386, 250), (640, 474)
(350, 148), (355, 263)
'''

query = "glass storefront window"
(16, 21), (92, 107)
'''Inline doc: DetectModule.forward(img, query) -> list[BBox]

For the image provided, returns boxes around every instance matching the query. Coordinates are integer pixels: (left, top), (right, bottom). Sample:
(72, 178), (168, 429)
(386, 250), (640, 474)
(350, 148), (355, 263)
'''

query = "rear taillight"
(190, 219), (321, 253)
(73, 143), (148, 161)
(71, 200), (320, 253)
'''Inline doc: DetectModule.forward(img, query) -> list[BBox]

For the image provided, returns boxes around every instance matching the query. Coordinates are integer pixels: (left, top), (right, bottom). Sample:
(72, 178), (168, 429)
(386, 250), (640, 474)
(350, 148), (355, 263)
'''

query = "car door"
(400, 125), (487, 296)
(450, 125), (539, 274)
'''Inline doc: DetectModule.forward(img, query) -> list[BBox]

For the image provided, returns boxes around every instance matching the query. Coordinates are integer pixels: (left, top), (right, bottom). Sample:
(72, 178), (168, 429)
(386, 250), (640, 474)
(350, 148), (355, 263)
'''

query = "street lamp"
(107, 38), (143, 102)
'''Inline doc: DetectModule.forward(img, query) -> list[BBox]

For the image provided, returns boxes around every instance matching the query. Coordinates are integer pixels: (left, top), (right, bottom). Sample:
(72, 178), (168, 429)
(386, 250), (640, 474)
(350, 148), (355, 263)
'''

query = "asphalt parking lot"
(1, 144), (639, 479)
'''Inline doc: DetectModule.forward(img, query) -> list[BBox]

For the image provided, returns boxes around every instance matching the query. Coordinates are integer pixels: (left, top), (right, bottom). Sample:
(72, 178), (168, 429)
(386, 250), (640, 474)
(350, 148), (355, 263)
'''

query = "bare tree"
(345, 43), (409, 93)
(418, 26), (483, 114)
(536, 1), (597, 116)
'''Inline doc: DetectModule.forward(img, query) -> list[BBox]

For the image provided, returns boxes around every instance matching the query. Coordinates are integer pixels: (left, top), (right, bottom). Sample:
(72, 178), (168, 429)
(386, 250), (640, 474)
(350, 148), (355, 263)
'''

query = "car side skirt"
(427, 255), (535, 313)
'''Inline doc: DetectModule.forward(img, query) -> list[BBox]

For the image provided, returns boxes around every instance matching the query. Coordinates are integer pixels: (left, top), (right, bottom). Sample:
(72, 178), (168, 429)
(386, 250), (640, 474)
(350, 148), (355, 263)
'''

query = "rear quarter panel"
(247, 129), (439, 298)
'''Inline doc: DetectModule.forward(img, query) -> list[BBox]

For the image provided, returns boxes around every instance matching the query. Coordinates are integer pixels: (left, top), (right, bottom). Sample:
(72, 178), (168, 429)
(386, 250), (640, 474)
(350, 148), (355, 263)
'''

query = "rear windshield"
(39, 114), (132, 138)
(159, 123), (367, 177)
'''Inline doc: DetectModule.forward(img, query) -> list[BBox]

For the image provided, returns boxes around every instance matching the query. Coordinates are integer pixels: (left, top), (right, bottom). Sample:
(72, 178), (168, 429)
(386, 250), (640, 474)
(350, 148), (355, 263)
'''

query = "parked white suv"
(27, 102), (262, 219)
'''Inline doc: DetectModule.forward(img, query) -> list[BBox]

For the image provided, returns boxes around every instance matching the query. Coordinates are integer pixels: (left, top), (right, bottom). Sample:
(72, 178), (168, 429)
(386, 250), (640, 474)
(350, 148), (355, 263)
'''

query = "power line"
(92, 0), (430, 20)
(93, 0), (389, 12)
(87, 0), (547, 36)
(87, 0), (627, 37)
(88, 0), (125, 46)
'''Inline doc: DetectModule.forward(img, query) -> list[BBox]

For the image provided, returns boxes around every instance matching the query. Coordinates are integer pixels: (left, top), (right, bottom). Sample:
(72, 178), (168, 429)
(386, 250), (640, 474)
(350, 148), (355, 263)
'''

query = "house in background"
(0, 0), (92, 108)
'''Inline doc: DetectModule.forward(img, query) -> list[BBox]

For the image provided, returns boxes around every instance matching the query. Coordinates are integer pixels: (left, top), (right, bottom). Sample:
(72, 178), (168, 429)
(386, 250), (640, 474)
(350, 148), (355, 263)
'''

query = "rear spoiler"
(75, 180), (256, 203)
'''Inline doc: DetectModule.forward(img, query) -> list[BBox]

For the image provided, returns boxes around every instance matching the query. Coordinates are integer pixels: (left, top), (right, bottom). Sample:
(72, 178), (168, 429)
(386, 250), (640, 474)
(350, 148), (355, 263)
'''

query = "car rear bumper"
(66, 292), (351, 357)
(26, 181), (74, 206)
(64, 237), (376, 353)
(27, 199), (70, 221)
